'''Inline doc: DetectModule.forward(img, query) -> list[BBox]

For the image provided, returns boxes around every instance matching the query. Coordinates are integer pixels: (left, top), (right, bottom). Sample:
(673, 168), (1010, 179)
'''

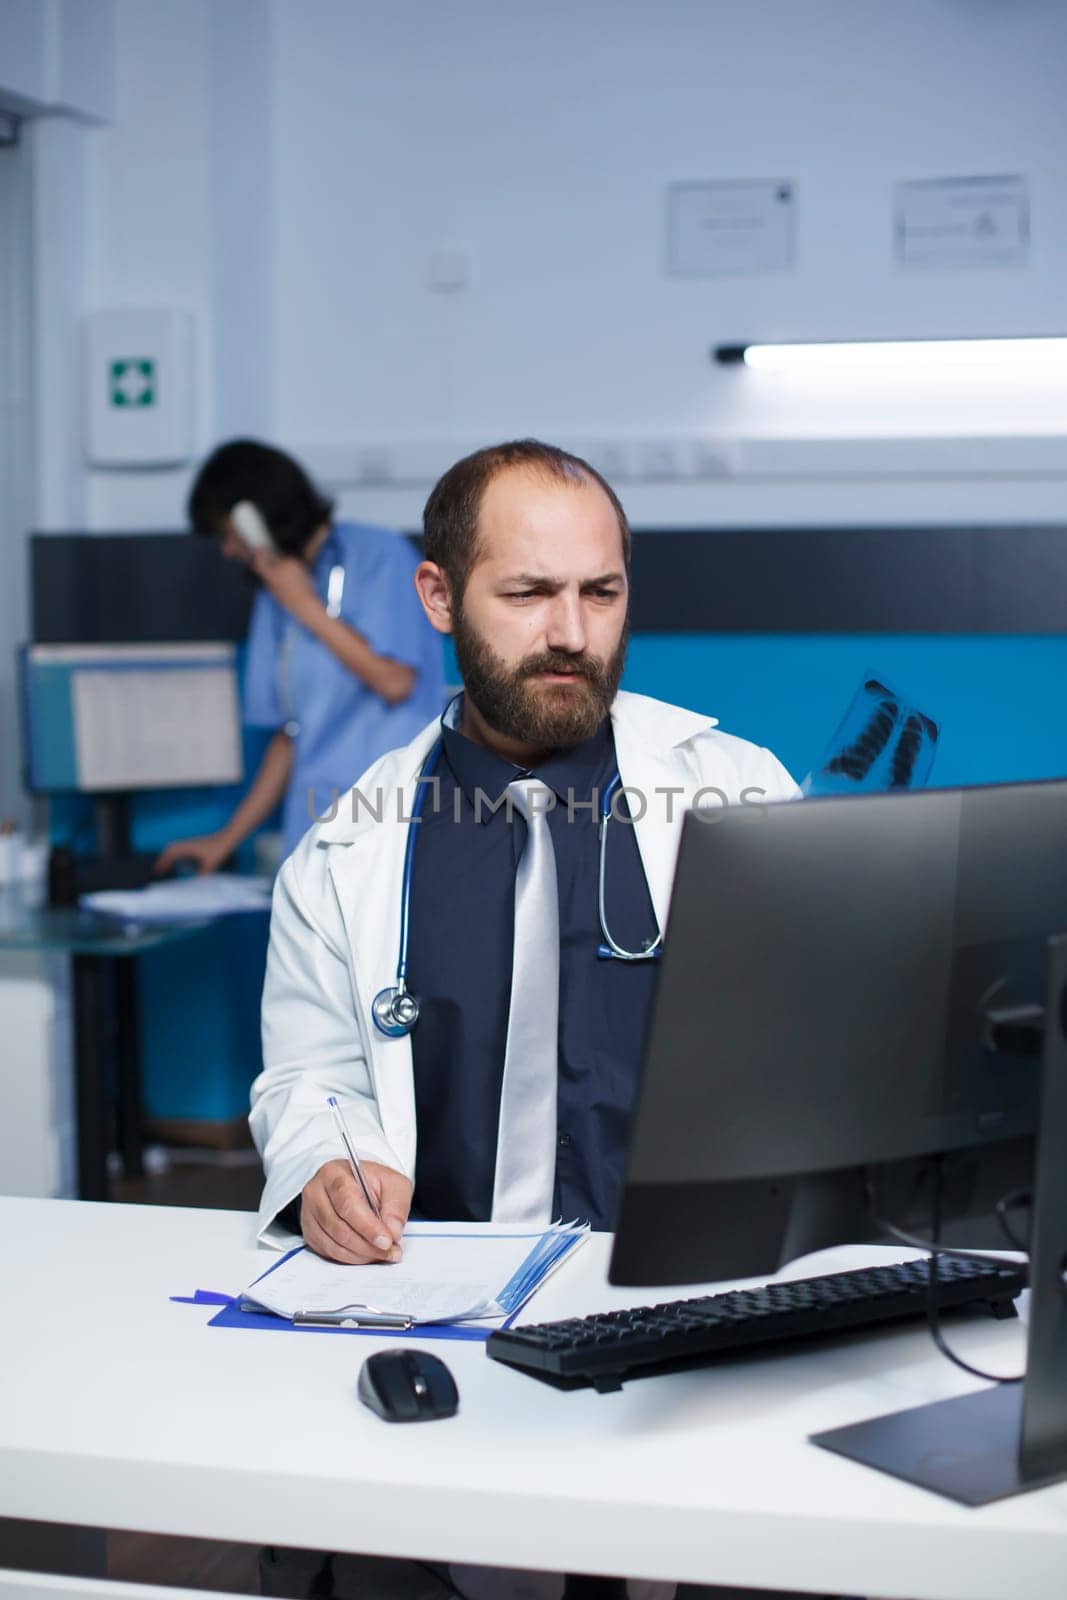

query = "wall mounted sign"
(895, 175), (1029, 269)
(667, 179), (796, 276)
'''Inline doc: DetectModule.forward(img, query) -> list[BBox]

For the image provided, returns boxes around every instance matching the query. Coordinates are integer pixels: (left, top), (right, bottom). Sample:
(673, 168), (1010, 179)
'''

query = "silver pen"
(326, 1095), (384, 1222)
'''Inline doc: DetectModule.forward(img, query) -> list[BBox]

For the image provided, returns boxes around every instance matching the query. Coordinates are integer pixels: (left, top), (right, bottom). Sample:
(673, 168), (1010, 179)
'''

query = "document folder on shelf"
(81, 873), (273, 923)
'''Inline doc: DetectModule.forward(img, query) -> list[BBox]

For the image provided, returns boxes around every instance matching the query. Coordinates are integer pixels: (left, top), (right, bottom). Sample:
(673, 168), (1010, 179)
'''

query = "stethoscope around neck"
(371, 728), (663, 1039)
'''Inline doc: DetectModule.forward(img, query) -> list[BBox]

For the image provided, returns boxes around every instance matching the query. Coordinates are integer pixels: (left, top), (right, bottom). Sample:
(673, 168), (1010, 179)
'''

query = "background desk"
(0, 889), (213, 1200)
(1, 1198), (1064, 1597)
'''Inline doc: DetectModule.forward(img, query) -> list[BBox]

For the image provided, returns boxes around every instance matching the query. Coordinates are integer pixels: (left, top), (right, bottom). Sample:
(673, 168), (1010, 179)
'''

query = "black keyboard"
(486, 1257), (1026, 1392)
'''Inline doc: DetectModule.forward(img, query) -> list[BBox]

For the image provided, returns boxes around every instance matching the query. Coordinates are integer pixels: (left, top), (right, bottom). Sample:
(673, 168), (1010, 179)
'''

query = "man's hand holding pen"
(301, 1159), (412, 1265)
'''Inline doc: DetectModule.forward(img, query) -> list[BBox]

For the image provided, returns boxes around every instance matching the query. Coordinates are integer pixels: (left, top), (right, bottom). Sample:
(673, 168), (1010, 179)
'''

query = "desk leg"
(72, 952), (110, 1202)
(114, 956), (144, 1179)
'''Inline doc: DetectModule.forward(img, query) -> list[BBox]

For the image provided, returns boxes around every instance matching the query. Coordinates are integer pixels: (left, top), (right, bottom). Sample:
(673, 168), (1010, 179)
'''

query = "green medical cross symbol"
(110, 358), (156, 407)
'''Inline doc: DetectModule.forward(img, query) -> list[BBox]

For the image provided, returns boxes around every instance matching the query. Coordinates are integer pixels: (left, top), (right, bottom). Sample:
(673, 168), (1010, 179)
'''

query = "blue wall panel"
(78, 631), (1067, 1130)
(132, 722), (274, 1126)
(136, 914), (271, 1122)
(622, 634), (1067, 790)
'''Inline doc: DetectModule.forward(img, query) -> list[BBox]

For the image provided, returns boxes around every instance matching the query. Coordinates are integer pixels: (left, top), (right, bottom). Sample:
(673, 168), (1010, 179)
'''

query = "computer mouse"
(357, 1347), (459, 1423)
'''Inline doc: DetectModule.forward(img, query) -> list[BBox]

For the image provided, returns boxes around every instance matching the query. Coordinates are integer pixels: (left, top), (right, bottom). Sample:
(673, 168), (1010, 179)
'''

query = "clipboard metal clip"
(292, 1309), (416, 1329)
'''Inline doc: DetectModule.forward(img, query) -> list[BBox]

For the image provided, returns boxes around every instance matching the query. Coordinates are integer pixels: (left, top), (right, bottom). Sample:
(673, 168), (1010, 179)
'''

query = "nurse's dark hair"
(422, 439), (631, 600)
(188, 439), (334, 556)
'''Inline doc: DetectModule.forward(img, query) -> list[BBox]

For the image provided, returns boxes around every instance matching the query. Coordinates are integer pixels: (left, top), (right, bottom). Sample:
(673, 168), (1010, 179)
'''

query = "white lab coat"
(250, 690), (798, 1245)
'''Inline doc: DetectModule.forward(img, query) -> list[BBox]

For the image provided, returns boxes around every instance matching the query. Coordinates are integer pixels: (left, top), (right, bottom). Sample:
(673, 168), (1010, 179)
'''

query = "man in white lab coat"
(251, 439), (799, 1600)
(252, 439), (796, 1259)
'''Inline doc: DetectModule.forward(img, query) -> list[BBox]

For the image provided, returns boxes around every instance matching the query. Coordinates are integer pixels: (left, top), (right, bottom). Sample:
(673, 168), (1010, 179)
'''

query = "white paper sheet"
(80, 874), (273, 923)
(242, 1224), (587, 1325)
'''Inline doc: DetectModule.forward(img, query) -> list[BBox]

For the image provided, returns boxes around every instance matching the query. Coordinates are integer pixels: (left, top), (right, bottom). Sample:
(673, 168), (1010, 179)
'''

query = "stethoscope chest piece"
(372, 985), (420, 1038)
(371, 729), (663, 1039)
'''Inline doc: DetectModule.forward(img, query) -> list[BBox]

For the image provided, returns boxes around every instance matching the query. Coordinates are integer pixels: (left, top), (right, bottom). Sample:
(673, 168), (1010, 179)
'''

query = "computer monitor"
(20, 642), (243, 794)
(610, 780), (1067, 1504)
(31, 532), (253, 646)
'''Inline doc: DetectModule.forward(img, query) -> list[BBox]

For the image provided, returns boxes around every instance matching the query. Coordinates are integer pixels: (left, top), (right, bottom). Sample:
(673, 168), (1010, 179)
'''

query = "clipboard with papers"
(193, 1222), (589, 1341)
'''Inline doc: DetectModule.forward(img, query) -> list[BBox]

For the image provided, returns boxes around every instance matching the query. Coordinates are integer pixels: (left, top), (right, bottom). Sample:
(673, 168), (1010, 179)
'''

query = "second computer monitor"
(609, 779), (1064, 1287)
(21, 642), (243, 794)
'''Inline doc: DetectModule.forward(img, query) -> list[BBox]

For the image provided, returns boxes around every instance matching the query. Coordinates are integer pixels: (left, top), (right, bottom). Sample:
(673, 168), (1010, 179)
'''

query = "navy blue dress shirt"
(405, 714), (660, 1229)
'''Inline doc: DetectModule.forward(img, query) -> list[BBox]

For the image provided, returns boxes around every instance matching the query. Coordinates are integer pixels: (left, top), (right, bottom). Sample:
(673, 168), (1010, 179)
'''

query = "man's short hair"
(188, 439), (334, 556)
(422, 439), (632, 599)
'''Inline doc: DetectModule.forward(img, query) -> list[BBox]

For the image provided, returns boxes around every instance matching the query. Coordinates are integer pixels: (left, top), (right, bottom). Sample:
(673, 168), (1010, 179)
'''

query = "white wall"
(5, 0), (117, 538)
(267, 0), (1067, 528)
(0, 134), (34, 825)
(0, 0), (116, 122)
(33, 0), (272, 532)
(0, 0), (48, 111)
(30, 0), (1067, 533)
(83, 0), (214, 530)
(273, 0), (1067, 437)
(1, 0), (116, 546)
(31, 114), (95, 533)
(207, 0), (273, 446)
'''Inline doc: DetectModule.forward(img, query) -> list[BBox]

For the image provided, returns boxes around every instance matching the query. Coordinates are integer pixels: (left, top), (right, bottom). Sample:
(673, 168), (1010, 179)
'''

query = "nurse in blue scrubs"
(156, 439), (446, 871)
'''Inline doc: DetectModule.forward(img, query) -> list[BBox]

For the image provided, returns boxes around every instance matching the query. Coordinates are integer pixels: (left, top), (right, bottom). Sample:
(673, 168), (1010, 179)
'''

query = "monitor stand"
(77, 793), (159, 893)
(812, 932), (1067, 1506)
(94, 793), (130, 858)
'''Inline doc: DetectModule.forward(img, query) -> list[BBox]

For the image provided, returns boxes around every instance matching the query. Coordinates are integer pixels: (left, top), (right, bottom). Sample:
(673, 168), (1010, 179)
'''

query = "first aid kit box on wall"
(82, 308), (195, 468)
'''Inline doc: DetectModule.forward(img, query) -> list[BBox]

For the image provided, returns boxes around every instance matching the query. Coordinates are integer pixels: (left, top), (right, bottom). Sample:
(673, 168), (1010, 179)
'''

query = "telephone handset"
(231, 500), (278, 555)
(233, 499), (346, 619)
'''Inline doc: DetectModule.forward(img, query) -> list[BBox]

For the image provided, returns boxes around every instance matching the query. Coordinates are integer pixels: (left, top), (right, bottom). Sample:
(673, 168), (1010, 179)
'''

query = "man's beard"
(452, 605), (628, 751)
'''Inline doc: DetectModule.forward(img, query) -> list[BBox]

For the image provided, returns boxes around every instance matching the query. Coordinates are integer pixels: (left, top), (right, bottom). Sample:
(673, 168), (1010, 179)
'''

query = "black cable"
(866, 1163), (1026, 1383)
(923, 1158), (1024, 1385)
(994, 1188), (1032, 1253)
(866, 1163), (1027, 1271)
(865, 1162), (1028, 1269)
(876, 1215), (1028, 1272)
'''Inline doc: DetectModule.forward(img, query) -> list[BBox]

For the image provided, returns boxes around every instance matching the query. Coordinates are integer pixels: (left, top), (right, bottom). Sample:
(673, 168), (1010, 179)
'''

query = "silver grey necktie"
(491, 777), (560, 1224)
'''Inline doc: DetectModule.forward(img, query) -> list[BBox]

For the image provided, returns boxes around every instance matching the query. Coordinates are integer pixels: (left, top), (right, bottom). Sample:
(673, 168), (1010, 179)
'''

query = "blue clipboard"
(171, 1227), (581, 1341)
(207, 1300), (497, 1341)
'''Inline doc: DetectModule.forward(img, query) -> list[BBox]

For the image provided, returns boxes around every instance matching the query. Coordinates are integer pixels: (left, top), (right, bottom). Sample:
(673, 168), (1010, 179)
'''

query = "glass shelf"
(0, 884), (212, 957)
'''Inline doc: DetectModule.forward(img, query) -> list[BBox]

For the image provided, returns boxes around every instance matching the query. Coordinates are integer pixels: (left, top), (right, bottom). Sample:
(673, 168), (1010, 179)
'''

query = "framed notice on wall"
(667, 179), (796, 277)
(894, 175), (1029, 269)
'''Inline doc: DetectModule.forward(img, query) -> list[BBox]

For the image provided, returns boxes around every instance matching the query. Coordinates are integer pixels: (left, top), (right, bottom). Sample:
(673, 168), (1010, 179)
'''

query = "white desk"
(0, 1198), (1063, 1598)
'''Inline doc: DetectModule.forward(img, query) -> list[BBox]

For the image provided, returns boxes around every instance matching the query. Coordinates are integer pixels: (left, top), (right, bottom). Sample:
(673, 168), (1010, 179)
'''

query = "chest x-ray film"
(802, 676), (939, 797)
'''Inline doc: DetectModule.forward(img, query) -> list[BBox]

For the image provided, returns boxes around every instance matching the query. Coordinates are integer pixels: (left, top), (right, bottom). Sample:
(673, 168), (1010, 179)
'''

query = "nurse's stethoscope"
(371, 725), (663, 1039)
(277, 531), (346, 737)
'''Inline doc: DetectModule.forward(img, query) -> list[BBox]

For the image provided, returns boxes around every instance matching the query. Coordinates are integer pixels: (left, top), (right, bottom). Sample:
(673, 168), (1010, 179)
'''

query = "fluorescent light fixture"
(713, 337), (1067, 373)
